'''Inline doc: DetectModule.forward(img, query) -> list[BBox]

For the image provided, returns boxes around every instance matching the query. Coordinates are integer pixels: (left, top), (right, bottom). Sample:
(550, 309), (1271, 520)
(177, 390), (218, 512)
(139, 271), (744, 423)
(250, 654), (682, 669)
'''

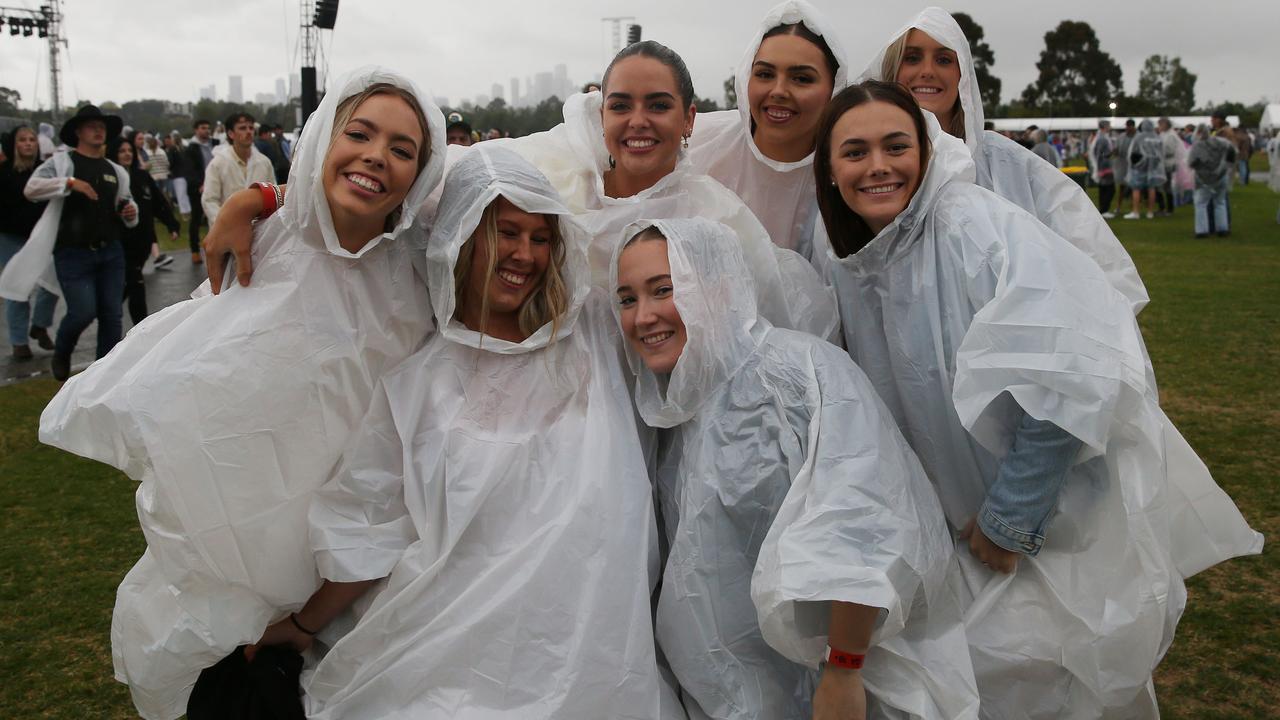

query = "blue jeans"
(0, 233), (59, 347)
(1194, 179), (1230, 235)
(52, 241), (125, 359)
(1238, 159), (1250, 185)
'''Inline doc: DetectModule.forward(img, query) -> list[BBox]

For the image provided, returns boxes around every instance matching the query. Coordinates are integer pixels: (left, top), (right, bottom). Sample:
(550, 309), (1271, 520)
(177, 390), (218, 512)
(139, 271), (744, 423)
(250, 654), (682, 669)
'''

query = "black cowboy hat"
(59, 104), (123, 147)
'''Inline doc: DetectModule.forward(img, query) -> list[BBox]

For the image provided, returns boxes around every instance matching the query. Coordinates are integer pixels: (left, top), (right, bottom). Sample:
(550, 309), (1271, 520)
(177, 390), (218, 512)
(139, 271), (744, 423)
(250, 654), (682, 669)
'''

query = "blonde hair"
(453, 200), (570, 342)
(881, 31), (967, 142)
(328, 82), (433, 231)
(11, 127), (37, 172)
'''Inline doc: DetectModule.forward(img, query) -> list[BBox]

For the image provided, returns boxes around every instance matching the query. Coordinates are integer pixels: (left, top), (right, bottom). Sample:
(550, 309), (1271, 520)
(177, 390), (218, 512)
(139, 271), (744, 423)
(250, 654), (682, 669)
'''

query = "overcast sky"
(1, 0), (1276, 114)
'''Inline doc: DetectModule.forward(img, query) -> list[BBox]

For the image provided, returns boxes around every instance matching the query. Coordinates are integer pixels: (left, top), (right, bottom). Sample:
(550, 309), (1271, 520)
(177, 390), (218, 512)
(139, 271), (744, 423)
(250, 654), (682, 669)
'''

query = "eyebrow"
(615, 273), (673, 295)
(840, 131), (912, 147)
(753, 60), (820, 74)
(605, 91), (677, 102)
(349, 117), (419, 151)
(904, 44), (956, 55)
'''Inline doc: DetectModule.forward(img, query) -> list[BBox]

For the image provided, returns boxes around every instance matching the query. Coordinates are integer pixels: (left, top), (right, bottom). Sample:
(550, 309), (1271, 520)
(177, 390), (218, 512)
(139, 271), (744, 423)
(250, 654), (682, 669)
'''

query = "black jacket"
(182, 138), (219, 187)
(0, 161), (47, 239)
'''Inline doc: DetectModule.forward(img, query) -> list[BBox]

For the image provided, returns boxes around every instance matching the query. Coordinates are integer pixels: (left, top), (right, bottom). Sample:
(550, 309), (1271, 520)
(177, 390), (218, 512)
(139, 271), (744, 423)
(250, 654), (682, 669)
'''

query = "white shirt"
(201, 143), (275, 222)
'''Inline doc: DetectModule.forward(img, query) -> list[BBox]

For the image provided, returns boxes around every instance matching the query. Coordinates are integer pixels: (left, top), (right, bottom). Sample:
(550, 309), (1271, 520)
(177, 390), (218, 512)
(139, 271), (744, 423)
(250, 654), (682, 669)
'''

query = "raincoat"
(857, 7), (1149, 314)
(494, 91), (838, 341)
(1269, 134), (1280, 193)
(305, 145), (680, 719)
(38, 67), (447, 720)
(822, 114), (1262, 719)
(687, 1), (848, 260)
(611, 218), (978, 720)
(1126, 120), (1167, 189)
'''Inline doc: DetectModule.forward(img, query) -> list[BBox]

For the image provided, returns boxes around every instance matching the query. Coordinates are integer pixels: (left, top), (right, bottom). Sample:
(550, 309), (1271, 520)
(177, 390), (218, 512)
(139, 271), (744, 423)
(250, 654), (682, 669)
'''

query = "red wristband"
(824, 645), (865, 670)
(251, 182), (279, 219)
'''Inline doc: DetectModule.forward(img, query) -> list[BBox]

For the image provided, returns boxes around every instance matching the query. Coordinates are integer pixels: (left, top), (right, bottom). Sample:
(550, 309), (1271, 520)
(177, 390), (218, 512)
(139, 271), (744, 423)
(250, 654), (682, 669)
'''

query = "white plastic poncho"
(823, 115), (1262, 719)
(494, 91), (838, 341)
(686, 1), (847, 260)
(610, 218), (978, 720)
(857, 7), (1149, 314)
(305, 145), (681, 720)
(38, 66), (447, 720)
(1126, 119), (1168, 187)
(1269, 135), (1280, 193)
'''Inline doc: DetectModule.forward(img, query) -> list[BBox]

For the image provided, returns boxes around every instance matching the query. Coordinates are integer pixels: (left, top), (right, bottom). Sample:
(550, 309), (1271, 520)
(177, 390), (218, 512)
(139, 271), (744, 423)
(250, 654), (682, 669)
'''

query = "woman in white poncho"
(277, 145), (681, 719)
(686, 1), (846, 261)
(813, 81), (1261, 719)
(611, 217), (978, 720)
(859, 7), (1149, 314)
(494, 39), (837, 340)
(37, 67), (447, 719)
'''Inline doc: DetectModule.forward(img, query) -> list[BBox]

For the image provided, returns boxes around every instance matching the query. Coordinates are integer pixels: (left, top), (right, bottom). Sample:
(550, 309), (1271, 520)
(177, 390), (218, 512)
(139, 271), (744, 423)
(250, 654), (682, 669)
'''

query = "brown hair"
(453, 199), (570, 342)
(328, 82), (434, 231)
(880, 30), (966, 141)
(602, 40), (696, 111)
(761, 22), (840, 79)
(813, 81), (931, 258)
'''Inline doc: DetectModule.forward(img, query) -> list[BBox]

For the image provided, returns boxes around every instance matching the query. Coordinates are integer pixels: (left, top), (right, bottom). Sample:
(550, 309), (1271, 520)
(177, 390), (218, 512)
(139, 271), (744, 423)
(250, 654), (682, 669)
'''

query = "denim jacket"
(977, 412), (1084, 556)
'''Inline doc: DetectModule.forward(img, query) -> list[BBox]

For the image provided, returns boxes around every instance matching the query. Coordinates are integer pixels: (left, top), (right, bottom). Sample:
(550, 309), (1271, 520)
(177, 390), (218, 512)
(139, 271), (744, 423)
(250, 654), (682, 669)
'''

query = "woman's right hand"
(202, 187), (266, 294)
(243, 615), (313, 662)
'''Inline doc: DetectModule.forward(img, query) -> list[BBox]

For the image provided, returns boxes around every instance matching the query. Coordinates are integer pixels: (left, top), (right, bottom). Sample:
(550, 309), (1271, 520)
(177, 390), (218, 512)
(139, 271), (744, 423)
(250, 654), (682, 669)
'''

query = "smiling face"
(458, 196), (555, 339)
(115, 142), (134, 167)
(894, 29), (961, 129)
(601, 56), (695, 195)
(748, 33), (835, 162)
(616, 235), (687, 374)
(828, 100), (923, 236)
(322, 92), (425, 248)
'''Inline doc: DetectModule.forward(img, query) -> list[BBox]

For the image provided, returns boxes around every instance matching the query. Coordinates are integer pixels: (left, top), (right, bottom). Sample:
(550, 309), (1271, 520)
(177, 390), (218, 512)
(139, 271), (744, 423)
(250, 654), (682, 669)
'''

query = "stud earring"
(682, 135), (690, 149)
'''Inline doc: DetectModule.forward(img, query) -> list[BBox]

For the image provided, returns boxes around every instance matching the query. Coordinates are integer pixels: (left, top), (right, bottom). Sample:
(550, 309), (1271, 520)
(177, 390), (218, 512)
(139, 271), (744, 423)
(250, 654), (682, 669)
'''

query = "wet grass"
(0, 183), (1275, 718)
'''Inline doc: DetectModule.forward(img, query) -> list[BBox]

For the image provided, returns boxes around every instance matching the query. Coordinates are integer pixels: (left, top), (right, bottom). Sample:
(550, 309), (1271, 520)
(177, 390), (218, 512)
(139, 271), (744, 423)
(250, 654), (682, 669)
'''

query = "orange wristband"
(251, 182), (280, 219)
(824, 645), (865, 670)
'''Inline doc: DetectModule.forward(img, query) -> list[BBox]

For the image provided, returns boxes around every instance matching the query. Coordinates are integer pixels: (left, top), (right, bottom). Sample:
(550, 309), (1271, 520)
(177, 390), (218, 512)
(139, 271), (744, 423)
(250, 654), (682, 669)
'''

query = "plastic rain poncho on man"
(1126, 119), (1167, 188)
(857, 7), (1149, 314)
(37, 67), (447, 720)
(493, 91), (838, 341)
(611, 218), (978, 720)
(304, 145), (681, 720)
(686, 1), (847, 260)
(822, 114), (1262, 719)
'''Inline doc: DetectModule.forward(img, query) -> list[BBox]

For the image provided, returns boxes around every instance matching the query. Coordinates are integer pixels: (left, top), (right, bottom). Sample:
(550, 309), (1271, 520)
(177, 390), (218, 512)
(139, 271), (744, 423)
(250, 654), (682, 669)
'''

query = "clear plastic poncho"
(610, 218), (979, 720)
(823, 114), (1262, 719)
(857, 7), (1149, 314)
(494, 91), (838, 341)
(37, 66), (447, 720)
(1126, 119), (1168, 187)
(686, 1), (848, 260)
(305, 145), (681, 719)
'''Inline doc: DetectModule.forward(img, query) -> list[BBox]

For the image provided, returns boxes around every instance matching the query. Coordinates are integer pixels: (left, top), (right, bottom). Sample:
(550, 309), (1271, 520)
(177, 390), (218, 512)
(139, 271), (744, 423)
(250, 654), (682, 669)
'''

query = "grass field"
(1, 181), (1276, 718)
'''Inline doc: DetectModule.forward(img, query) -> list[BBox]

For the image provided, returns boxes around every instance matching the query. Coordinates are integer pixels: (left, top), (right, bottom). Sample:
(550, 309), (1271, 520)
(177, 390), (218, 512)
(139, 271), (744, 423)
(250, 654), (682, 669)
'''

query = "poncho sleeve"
(752, 337), (954, 667)
(310, 378), (417, 583)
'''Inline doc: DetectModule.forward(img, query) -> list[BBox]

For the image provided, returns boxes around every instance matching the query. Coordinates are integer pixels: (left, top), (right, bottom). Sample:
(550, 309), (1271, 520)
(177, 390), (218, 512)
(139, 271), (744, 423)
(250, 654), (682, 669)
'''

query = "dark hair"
(107, 136), (140, 172)
(224, 111), (255, 131)
(447, 120), (473, 135)
(602, 40), (695, 111)
(193, 118), (211, 129)
(257, 125), (273, 137)
(813, 80), (931, 259)
(761, 22), (840, 79)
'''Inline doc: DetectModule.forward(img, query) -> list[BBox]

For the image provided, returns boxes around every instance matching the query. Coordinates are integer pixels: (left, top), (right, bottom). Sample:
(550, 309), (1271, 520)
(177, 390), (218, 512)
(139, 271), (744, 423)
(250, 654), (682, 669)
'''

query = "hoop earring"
(682, 135), (689, 149)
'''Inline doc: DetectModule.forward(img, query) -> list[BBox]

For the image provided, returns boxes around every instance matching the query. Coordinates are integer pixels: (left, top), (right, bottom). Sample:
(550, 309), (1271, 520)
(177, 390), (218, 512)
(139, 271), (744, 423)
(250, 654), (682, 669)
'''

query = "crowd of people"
(0, 107), (293, 375)
(3, 2), (1269, 719)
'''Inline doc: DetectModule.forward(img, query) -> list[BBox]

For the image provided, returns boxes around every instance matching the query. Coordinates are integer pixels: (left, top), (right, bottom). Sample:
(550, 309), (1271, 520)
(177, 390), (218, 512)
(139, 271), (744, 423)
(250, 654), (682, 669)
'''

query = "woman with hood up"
(203, 40), (838, 342)
(39, 67), (447, 720)
(1123, 119), (1166, 219)
(686, 1), (847, 262)
(106, 135), (180, 324)
(612, 217), (979, 720)
(813, 80), (1261, 719)
(264, 145), (681, 719)
(858, 7), (1149, 314)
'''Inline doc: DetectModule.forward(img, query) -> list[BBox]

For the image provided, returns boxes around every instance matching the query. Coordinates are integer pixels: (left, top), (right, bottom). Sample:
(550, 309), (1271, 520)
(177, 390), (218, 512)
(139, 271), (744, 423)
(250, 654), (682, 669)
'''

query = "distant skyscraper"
(510, 77), (520, 107)
(491, 83), (504, 102)
(475, 94), (491, 108)
(275, 78), (287, 104)
(534, 72), (554, 105)
(199, 84), (217, 101)
(228, 75), (244, 104)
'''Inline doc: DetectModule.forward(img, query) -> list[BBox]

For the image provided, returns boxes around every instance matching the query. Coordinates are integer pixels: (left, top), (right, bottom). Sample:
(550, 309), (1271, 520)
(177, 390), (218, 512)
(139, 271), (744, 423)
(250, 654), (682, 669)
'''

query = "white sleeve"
(310, 381), (416, 583)
(115, 165), (140, 229)
(202, 159), (224, 222)
(24, 156), (69, 200)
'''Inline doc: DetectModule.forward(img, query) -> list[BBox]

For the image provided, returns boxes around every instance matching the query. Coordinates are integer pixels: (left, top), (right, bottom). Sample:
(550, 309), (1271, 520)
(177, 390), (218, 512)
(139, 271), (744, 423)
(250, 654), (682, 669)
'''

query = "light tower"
(301, 0), (339, 124)
(0, 1), (65, 120)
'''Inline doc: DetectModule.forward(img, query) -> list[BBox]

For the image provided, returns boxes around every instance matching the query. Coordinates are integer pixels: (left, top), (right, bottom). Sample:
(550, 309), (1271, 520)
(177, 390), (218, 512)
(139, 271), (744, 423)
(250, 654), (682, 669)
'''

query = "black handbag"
(186, 645), (306, 720)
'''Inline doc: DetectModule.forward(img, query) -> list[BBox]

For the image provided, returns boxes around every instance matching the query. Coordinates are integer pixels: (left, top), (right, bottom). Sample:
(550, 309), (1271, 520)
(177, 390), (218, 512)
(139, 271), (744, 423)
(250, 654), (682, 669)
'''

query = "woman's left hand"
(812, 667), (865, 720)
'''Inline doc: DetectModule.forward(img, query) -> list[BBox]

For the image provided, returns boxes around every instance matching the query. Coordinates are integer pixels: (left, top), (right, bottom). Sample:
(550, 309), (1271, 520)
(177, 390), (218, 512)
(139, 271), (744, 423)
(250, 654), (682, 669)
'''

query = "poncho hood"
(284, 66), (446, 259)
(612, 217), (762, 427)
(426, 144), (592, 353)
(858, 7), (985, 156)
(732, 0), (850, 171)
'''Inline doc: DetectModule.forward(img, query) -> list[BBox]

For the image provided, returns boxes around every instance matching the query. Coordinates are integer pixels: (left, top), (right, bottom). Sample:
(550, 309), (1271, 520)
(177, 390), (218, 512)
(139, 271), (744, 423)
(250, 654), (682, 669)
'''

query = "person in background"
(1123, 119), (1165, 220)
(37, 123), (57, 159)
(183, 119), (217, 264)
(1089, 120), (1118, 218)
(0, 104), (139, 380)
(1029, 129), (1062, 167)
(1267, 129), (1280, 224)
(1156, 117), (1181, 215)
(130, 130), (150, 173)
(145, 134), (172, 201)
(201, 111), (274, 224)
(582, 81), (601, 93)
(165, 133), (190, 216)
(445, 113), (474, 146)
(1114, 118), (1136, 215)
(254, 125), (281, 170)
(485, 127), (504, 140)
(271, 124), (292, 182)
(1188, 123), (1236, 238)
(109, 136), (180, 323)
(1234, 123), (1253, 185)
(0, 125), (58, 360)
